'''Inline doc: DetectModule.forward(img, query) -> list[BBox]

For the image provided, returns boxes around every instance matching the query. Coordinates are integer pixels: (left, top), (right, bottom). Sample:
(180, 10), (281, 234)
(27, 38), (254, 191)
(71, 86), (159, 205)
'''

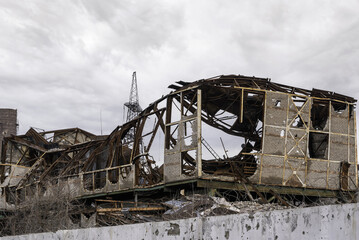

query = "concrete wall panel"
(3, 203), (359, 240)
(262, 126), (285, 155)
(265, 92), (288, 127)
(260, 156), (283, 185)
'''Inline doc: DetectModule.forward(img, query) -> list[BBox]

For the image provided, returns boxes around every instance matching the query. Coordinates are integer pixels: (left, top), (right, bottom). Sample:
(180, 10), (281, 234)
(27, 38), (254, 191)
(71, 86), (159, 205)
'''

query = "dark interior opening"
(181, 150), (196, 176)
(311, 100), (329, 130)
(340, 162), (349, 190)
(308, 132), (328, 159)
(332, 101), (347, 113)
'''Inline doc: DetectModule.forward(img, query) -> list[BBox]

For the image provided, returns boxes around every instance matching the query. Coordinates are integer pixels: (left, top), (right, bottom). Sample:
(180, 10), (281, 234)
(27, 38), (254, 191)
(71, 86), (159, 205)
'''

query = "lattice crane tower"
(124, 72), (142, 143)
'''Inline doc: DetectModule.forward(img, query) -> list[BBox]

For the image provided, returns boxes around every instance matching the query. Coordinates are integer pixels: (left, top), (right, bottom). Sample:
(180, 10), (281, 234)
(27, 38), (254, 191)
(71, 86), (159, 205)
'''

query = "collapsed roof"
(0, 74), (357, 210)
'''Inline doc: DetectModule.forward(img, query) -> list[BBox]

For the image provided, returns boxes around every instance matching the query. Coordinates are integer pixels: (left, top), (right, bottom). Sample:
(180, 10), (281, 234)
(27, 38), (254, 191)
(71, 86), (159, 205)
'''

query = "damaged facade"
(0, 75), (357, 224)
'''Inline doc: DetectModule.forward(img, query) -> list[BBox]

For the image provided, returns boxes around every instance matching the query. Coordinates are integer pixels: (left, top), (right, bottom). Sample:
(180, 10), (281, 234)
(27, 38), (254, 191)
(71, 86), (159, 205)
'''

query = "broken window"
(108, 169), (119, 184)
(120, 166), (131, 179)
(181, 150), (196, 175)
(311, 100), (329, 130)
(332, 101), (347, 114)
(274, 100), (281, 107)
(308, 132), (328, 159)
(292, 116), (304, 128)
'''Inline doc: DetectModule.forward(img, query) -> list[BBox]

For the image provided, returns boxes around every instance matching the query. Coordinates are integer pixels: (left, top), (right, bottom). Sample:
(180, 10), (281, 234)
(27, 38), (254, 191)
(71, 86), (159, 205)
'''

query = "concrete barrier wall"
(2, 203), (359, 240)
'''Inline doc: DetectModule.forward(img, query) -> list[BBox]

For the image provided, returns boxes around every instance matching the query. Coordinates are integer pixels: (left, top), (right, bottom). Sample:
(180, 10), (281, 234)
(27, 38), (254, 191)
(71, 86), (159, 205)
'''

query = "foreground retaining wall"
(2, 203), (359, 240)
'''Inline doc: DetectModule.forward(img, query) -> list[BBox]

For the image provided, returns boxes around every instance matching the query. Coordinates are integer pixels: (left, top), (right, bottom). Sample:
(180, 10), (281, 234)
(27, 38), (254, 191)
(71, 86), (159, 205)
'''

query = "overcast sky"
(0, 1), (359, 135)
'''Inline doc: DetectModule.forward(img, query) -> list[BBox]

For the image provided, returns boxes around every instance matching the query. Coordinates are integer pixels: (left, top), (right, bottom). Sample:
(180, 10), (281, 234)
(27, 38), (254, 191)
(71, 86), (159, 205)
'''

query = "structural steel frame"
(0, 75), (357, 209)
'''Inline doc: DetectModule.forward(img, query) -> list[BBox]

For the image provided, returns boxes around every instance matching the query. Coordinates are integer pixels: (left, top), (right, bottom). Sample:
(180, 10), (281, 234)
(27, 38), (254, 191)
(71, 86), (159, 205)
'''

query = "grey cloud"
(0, 0), (358, 136)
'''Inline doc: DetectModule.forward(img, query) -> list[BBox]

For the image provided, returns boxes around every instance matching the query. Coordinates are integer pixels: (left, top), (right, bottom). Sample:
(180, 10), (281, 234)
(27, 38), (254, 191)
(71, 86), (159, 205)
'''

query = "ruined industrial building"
(0, 74), (357, 235)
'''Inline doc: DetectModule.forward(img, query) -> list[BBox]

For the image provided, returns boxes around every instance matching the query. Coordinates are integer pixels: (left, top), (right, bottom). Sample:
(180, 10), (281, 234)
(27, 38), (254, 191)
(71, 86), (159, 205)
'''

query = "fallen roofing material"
(0, 74), (357, 213)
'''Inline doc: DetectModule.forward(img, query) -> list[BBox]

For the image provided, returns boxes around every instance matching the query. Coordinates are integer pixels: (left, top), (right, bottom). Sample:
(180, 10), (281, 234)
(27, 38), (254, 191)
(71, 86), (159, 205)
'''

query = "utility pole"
(124, 72), (142, 143)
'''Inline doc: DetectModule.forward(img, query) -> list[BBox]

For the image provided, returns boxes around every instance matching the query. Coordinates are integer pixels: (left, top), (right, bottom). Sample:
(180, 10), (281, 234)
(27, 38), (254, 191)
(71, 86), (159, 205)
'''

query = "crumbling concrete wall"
(164, 90), (201, 183)
(2, 202), (358, 240)
(0, 109), (17, 155)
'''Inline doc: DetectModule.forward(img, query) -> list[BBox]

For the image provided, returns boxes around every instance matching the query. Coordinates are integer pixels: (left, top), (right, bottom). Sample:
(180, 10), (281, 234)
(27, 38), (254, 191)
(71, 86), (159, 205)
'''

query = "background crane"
(123, 71), (142, 143)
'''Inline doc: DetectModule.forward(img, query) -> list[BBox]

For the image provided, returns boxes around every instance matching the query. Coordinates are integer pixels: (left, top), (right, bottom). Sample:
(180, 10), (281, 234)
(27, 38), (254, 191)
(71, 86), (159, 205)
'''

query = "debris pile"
(163, 194), (290, 220)
(95, 194), (291, 226)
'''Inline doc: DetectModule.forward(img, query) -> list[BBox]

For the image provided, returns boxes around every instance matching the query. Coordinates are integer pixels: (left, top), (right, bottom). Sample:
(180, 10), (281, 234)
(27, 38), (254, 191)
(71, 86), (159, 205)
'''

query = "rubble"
(163, 194), (290, 220)
(95, 193), (292, 224)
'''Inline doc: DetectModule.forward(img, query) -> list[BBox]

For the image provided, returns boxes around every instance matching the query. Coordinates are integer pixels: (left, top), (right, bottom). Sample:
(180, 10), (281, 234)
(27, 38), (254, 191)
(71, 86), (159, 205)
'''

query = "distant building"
(0, 109), (17, 154)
